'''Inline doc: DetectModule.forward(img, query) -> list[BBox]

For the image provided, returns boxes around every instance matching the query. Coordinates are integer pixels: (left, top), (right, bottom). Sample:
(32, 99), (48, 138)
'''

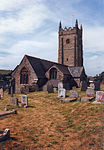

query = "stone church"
(11, 19), (87, 93)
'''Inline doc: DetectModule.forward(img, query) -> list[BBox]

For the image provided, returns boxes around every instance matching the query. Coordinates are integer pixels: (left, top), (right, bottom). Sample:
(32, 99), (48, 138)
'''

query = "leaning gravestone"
(86, 87), (95, 97)
(0, 88), (3, 98)
(69, 90), (78, 98)
(58, 82), (63, 90)
(10, 97), (18, 106)
(58, 88), (66, 98)
(94, 80), (100, 91)
(21, 95), (28, 107)
(81, 81), (87, 91)
(47, 84), (54, 93)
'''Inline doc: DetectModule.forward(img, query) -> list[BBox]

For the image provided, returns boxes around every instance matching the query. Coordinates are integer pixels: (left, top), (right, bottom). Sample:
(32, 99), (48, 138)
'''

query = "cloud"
(0, 0), (43, 11)
(0, 0), (103, 77)
(0, 31), (58, 69)
(0, 0), (49, 34)
(84, 26), (104, 52)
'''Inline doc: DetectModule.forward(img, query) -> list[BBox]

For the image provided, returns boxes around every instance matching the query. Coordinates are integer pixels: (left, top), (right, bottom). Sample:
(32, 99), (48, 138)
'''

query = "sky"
(0, 0), (103, 76)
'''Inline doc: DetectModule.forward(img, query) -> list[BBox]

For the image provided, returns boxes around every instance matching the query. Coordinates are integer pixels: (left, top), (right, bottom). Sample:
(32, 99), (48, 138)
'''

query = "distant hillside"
(0, 70), (12, 75)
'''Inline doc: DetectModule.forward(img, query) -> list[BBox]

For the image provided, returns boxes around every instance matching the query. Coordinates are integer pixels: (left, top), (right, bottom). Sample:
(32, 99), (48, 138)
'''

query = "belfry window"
(50, 68), (57, 79)
(66, 39), (70, 44)
(20, 67), (28, 84)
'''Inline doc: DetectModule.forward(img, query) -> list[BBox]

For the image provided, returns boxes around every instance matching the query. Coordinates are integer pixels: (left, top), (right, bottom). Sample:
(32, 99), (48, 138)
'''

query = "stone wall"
(12, 56), (38, 93)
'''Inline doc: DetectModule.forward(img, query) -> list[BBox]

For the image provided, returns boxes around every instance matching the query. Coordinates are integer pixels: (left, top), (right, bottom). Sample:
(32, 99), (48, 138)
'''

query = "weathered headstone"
(47, 84), (54, 93)
(81, 81), (87, 91)
(0, 88), (3, 98)
(58, 88), (66, 98)
(21, 95), (28, 106)
(20, 85), (29, 94)
(94, 80), (100, 91)
(96, 91), (104, 103)
(58, 82), (63, 90)
(10, 97), (18, 106)
(86, 87), (95, 97)
(53, 87), (57, 92)
(69, 90), (78, 98)
(90, 83), (95, 90)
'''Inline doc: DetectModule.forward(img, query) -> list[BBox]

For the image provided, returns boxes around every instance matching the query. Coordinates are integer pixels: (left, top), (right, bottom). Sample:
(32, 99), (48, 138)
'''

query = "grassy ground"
(0, 87), (104, 150)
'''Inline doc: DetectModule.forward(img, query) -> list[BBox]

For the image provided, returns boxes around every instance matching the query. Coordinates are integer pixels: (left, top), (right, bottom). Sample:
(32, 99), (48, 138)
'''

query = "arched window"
(20, 67), (28, 84)
(49, 68), (57, 79)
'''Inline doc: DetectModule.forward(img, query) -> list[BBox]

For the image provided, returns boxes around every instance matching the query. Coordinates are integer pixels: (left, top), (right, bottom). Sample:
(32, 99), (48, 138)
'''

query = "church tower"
(58, 19), (83, 67)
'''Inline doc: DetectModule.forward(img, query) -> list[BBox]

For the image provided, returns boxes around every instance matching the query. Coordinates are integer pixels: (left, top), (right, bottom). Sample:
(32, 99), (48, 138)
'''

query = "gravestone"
(53, 87), (57, 92)
(58, 88), (66, 98)
(81, 96), (94, 102)
(86, 87), (95, 97)
(10, 97), (18, 106)
(96, 91), (104, 103)
(69, 90), (78, 98)
(21, 95), (28, 106)
(90, 83), (95, 90)
(58, 82), (63, 90)
(47, 84), (54, 93)
(0, 88), (3, 98)
(94, 80), (100, 91)
(81, 81), (87, 91)
(20, 85), (29, 94)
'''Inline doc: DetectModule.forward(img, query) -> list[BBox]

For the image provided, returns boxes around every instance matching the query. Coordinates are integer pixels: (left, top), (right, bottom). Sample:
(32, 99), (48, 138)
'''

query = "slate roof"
(68, 66), (84, 78)
(26, 55), (70, 78)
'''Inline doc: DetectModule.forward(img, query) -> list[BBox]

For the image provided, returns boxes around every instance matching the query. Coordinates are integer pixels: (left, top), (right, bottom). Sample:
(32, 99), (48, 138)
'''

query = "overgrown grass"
(0, 88), (104, 150)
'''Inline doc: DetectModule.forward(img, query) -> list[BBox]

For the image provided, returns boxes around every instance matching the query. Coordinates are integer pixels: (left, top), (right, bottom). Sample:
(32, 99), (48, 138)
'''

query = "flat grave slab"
(60, 97), (77, 103)
(81, 96), (94, 102)
(0, 110), (17, 117)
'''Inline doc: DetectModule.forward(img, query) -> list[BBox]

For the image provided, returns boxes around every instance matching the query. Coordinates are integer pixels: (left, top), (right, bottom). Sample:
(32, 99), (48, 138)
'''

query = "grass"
(0, 87), (104, 150)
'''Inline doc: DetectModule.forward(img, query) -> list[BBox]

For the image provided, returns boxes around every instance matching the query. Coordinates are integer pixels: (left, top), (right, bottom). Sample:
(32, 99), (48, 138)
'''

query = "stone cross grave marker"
(10, 97), (18, 106)
(58, 82), (63, 90)
(58, 88), (66, 98)
(69, 90), (78, 98)
(86, 87), (95, 97)
(81, 81), (87, 91)
(94, 80), (100, 91)
(21, 95), (28, 106)
(0, 88), (3, 98)
(96, 91), (104, 103)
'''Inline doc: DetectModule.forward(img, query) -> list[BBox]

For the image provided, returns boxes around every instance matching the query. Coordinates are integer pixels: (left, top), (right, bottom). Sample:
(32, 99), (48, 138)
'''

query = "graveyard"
(0, 84), (104, 150)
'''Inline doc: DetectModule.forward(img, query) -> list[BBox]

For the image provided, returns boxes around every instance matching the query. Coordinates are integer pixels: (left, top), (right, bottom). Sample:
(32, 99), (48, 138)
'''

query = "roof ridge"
(25, 54), (69, 68)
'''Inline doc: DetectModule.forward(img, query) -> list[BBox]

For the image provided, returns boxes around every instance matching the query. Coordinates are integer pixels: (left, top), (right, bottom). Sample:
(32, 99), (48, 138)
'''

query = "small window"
(67, 58), (68, 61)
(49, 68), (57, 80)
(20, 67), (28, 84)
(66, 39), (70, 44)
